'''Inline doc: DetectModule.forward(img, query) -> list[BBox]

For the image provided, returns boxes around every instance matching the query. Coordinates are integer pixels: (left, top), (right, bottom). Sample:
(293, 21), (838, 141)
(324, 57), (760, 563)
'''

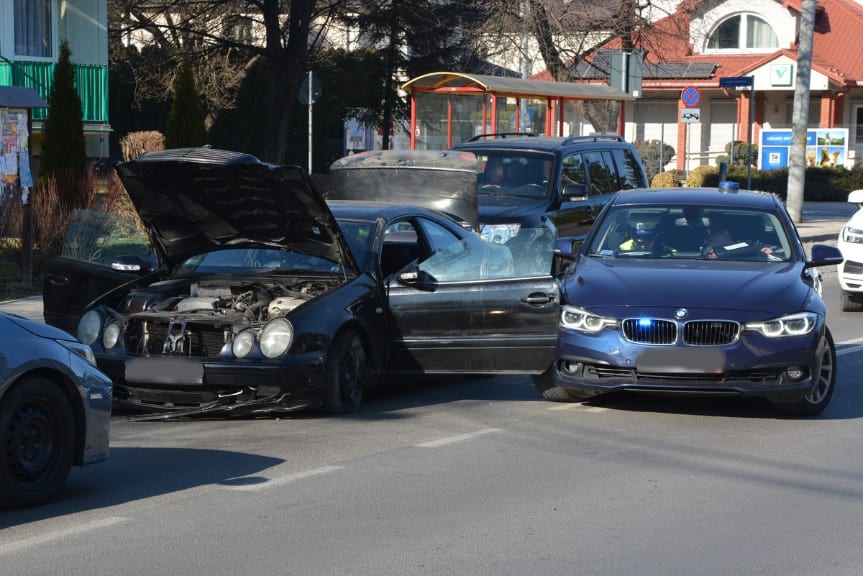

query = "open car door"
(385, 224), (560, 374)
(43, 209), (154, 334)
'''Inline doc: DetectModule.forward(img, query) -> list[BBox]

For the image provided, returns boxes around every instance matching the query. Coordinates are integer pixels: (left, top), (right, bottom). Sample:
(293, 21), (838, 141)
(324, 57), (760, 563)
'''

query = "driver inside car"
(618, 220), (675, 257)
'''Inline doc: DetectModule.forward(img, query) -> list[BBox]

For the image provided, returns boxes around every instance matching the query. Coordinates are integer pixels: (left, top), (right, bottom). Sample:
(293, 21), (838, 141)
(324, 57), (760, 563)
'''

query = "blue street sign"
(719, 76), (753, 88)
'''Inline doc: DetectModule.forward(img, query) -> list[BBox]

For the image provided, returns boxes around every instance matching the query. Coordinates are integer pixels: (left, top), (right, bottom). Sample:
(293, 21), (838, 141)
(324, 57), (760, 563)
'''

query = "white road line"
(0, 516), (127, 556)
(223, 465), (343, 492)
(414, 427), (502, 448)
(839, 336), (863, 345)
(838, 344), (863, 357)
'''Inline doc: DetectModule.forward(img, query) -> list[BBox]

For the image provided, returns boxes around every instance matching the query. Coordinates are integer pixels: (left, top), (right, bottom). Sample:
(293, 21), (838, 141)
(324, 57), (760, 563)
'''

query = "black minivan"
(453, 134), (648, 243)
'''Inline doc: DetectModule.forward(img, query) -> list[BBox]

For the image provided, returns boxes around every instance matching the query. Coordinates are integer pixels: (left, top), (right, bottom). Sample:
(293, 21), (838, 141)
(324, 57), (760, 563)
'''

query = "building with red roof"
(539, 0), (863, 172)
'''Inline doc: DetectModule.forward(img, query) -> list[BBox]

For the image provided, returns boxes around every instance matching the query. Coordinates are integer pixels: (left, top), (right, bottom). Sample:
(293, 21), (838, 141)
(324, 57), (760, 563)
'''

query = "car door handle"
(46, 274), (69, 287)
(521, 293), (555, 305)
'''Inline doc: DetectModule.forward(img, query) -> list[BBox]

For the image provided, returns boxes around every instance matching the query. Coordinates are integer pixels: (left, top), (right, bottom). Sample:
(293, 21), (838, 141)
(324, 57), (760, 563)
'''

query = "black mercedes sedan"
(541, 187), (844, 415)
(43, 148), (560, 417)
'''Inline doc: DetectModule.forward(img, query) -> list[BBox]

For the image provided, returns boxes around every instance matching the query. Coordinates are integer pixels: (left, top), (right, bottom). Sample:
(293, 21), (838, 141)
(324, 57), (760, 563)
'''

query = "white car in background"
(838, 189), (863, 311)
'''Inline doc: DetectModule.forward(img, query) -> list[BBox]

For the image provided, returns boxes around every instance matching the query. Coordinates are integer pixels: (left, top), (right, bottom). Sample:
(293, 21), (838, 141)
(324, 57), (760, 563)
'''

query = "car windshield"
(475, 152), (553, 199)
(586, 204), (793, 262)
(175, 248), (345, 275)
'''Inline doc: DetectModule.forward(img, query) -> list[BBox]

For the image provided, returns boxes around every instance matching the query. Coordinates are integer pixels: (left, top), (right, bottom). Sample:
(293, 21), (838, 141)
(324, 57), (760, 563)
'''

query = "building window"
(14, 0), (53, 58)
(706, 14), (777, 51)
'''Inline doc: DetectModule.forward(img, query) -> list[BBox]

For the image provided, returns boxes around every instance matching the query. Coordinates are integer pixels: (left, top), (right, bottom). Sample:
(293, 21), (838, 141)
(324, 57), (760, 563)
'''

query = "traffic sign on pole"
(681, 86), (701, 108)
(719, 76), (753, 88)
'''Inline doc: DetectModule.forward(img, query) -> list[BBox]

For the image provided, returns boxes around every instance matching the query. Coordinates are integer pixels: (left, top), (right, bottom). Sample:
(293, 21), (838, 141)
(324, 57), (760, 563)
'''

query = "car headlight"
(58, 340), (97, 366)
(480, 223), (520, 244)
(744, 312), (817, 337)
(560, 305), (615, 333)
(259, 318), (293, 358)
(77, 309), (103, 345)
(841, 226), (863, 244)
(232, 329), (257, 358)
(102, 322), (122, 350)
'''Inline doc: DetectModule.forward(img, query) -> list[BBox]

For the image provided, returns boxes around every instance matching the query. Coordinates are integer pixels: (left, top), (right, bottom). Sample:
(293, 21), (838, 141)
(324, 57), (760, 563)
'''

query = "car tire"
(324, 329), (367, 414)
(532, 368), (594, 402)
(772, 329), (836, 417)
(0, 376), (75, 508)
(841, 290), (863, 312)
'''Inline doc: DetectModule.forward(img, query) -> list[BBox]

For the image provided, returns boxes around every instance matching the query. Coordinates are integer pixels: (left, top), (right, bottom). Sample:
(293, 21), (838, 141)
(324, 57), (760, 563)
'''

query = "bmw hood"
(564, 257), (814, 314)
(116, 148), (356, 273)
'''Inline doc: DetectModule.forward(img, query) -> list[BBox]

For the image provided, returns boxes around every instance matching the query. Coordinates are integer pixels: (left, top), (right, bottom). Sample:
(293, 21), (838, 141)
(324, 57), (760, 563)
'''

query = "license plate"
(637, 348), (724, 374)
(126, 357), (203, 385)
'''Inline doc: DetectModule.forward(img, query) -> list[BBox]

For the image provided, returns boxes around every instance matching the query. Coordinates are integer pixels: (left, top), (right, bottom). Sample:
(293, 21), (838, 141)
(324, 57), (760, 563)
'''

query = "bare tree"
(109, 0), (346, 163)
(473, 0), (674, 133)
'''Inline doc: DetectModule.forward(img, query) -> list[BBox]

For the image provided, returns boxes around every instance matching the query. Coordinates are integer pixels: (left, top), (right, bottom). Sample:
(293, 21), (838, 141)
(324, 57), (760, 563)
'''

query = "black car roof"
(610, 187), (783, 210)
(453, 134), (633, 153)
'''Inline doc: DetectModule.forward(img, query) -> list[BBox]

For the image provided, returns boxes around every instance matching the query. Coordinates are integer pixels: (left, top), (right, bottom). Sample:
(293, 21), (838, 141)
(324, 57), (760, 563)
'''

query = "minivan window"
(583, 150), (618, 196)
(615, 148), (647, 189)
(561, 153), (587, 189)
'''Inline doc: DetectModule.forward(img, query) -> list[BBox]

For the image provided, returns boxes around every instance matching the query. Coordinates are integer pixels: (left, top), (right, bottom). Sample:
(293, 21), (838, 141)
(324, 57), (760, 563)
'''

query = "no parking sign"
(681, 86), (701, 108)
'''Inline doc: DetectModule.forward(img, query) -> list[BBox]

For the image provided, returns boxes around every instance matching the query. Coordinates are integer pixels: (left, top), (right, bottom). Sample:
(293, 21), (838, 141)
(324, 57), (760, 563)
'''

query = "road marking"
(223, 465), (343, 492)
(839, 335), (863, 345)
(415, 427), (502, 448)
(0, 516), (127, 556)
(838, 344), (863, 357)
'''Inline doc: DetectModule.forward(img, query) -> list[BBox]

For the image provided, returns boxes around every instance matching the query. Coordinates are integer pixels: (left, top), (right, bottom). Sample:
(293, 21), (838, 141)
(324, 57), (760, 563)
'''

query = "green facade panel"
(0, 61), (108, 123)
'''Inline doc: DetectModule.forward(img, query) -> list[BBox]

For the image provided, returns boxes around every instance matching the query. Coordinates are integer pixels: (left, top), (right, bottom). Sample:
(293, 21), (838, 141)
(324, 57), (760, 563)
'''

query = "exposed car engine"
(117, 279), (335, 357)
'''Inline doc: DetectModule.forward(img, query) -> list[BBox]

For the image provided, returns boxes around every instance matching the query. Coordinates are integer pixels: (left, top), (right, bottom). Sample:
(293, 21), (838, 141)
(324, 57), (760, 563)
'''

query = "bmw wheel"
(324, 329), (367, 414)
(773, 329), (836, 416)
(0, 377), (75, 508)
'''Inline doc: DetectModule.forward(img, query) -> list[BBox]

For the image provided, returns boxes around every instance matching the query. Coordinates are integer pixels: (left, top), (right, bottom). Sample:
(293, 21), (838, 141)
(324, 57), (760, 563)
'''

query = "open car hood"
(327, 150), (479, 230)
(115, 148), (356, 272)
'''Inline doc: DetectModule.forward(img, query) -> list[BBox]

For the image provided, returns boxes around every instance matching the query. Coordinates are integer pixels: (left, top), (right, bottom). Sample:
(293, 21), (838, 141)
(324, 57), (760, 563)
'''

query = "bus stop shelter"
(401, 72), (634, 149)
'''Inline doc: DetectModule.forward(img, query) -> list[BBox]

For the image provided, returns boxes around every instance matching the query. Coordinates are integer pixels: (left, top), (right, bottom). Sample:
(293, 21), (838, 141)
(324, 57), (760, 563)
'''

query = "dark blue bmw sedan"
(539, 187), (844, 415)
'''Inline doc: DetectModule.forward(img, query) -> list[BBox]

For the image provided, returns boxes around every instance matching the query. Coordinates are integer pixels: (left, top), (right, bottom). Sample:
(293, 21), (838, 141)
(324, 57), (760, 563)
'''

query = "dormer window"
(706, 14), (778, 51)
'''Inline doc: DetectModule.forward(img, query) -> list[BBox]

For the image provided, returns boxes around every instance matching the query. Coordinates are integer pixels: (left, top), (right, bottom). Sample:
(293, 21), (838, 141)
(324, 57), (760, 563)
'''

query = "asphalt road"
(1, 200), (861, 575)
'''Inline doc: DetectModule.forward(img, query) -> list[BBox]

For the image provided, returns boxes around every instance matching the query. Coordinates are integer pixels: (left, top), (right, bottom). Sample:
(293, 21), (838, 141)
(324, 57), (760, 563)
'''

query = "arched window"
(707, 14), (778, 50)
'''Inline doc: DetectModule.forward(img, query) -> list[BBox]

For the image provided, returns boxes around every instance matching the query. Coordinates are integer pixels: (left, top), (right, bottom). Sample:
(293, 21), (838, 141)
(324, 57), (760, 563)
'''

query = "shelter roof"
(401, 72), (634, 101)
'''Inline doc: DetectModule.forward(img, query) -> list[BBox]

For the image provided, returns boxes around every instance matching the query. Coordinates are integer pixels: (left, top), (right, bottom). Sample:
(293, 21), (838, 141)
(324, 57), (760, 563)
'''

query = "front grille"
(126, 319), (230, 357)
(681, 321), (739, 346)
(622, 318), (677, 345)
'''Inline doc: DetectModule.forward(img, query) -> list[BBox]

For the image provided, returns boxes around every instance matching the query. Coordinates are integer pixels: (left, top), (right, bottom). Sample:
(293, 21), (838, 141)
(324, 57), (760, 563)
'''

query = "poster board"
(1, 108), (33, 193)
(759, 128), (849, 171)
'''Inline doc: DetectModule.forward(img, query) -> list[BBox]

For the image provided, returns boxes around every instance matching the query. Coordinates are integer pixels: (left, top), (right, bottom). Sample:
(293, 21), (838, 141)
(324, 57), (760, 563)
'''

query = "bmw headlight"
(745, 312), (817, 337)
(841, 226), (863, 244)
(560, 305), (615, 333)
(77, 309), (103, 345)
(232, 329), (257, 358)
(480, 223), (521, 244)
(260, 318), (293, 358)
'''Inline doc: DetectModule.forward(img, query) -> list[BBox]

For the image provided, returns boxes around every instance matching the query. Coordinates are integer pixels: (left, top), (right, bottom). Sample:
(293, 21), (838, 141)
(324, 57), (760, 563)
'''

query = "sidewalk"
(0, 202), (855, 325)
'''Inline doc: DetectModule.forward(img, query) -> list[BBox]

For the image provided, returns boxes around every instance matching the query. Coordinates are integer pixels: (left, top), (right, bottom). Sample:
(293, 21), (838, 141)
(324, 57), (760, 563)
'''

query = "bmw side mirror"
(805, 244), (843, 269)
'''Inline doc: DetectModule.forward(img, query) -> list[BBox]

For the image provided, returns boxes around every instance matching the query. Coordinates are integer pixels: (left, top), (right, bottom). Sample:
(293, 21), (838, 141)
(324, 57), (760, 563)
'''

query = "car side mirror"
(562, 183), (588, 201)
(111, 255), (153, 274)
(805, 244), (843, 269)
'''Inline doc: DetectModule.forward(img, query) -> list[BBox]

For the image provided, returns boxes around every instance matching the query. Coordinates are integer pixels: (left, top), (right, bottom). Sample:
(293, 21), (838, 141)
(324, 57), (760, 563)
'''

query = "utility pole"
(786, 0), (818, 223)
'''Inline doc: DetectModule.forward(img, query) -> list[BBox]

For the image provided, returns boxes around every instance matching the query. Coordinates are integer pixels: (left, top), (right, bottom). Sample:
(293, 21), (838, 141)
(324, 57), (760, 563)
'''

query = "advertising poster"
(759, 128), (848, 170)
